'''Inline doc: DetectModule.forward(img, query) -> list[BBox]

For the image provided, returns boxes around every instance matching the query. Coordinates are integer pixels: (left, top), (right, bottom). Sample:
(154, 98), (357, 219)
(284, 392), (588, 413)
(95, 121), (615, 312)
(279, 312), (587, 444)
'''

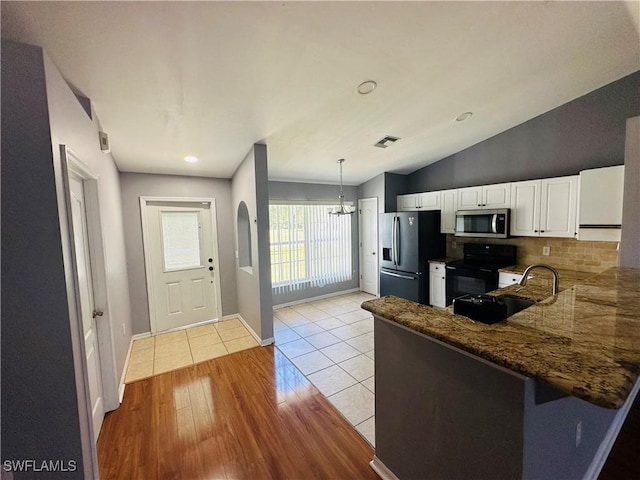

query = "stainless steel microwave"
(454, 209), (510, 238)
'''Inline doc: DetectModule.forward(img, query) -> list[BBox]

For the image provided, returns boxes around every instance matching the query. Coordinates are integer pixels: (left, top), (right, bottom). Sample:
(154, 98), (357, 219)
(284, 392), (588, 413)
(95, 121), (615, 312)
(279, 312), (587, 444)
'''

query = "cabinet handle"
(540, 230), (545, 233)
(534, 230), (538, 232)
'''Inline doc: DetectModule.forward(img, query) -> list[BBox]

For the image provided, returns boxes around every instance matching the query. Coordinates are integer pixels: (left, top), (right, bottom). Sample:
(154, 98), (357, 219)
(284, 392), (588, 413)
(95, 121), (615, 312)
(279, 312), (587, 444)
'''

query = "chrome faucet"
(519, 264), (560, 295)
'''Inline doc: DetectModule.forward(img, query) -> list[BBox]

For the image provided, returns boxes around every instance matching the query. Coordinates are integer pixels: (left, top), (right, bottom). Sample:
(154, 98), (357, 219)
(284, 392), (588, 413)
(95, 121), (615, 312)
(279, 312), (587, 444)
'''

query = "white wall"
(119, 173), (238, 334)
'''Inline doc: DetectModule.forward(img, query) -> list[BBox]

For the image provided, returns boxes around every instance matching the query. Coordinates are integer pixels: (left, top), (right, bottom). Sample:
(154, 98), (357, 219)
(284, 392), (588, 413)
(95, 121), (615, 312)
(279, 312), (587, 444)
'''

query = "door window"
(160, 211), (202, 271)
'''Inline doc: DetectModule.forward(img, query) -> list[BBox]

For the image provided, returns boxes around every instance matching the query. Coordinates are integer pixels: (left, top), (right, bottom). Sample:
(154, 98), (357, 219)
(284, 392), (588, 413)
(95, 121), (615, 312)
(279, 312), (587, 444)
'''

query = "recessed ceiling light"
(357, 80), (377, 95)
(184, 155), (198, 163)
(455, 112), (473, 122)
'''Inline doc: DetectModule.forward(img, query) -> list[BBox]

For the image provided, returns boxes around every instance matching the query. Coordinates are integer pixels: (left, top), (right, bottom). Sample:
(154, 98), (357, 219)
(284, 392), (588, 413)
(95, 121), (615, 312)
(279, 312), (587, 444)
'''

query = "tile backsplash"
(446, 235), (619, 273)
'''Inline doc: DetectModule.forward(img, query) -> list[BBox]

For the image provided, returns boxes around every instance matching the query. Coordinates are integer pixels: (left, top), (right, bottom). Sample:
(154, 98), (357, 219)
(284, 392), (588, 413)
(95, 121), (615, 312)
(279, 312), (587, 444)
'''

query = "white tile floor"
(273, 291), (377, 447)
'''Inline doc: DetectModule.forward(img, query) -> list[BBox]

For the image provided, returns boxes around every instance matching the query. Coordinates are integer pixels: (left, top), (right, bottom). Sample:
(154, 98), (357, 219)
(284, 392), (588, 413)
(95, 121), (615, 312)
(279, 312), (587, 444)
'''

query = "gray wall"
(621, 116), (640, 268)
(1, 40), (85, 478)
(119, 172), (238, 334)
(407, 71), (640, 192)
(231, 144), (273, 341)
(269, 180), (360, 305)
(2, 40), (133, 477)
(357, 172), (408, 214)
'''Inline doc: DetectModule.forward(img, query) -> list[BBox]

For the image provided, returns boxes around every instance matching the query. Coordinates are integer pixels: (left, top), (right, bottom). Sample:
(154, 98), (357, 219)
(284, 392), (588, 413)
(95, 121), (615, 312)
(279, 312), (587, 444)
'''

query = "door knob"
(209, 266), (214, 271)
(92, 309), (104, 319)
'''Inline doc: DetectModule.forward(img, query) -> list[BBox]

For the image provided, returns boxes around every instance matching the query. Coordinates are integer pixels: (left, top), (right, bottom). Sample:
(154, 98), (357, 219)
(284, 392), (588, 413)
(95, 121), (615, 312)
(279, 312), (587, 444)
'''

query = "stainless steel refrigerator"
(379, 211), (446, 304)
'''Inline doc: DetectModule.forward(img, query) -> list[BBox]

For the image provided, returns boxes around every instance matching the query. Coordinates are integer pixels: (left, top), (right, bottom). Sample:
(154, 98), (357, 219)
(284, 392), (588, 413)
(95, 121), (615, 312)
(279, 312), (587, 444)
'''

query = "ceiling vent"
(374, 136), (400, 148)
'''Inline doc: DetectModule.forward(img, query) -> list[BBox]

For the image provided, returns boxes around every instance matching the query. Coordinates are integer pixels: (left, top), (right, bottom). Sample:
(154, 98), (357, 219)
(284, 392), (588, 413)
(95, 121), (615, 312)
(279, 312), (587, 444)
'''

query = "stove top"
(448, 243), (517, 271)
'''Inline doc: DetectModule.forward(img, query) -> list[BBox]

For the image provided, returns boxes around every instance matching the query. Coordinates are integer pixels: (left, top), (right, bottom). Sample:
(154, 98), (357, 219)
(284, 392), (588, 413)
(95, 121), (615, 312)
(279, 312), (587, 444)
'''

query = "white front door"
(144, 201), (220, 332)
(69, 175), (104, 442)
(359, 198), (379, 295)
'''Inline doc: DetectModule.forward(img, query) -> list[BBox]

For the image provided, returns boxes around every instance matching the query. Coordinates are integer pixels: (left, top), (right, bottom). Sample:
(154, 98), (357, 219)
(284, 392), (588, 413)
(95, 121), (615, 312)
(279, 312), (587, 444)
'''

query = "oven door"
(445, 265), (498, 306)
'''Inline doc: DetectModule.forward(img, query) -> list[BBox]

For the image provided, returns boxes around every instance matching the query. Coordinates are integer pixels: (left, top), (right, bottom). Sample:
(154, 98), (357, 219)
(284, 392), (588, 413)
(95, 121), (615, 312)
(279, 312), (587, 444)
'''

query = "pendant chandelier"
(328, 159), (356, 216)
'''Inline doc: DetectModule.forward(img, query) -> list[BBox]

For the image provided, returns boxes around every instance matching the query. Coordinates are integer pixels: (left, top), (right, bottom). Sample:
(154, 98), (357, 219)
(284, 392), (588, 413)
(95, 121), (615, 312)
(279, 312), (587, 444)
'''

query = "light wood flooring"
(98, 345), (378, 479)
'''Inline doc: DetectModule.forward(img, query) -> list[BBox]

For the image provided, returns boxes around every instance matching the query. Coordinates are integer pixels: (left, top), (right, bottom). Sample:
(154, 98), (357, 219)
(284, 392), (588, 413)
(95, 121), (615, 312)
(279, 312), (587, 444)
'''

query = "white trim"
(369, 456), (399, 480)
(358, 197), (379, 296)
(59, 145), (106, 480)
(273, 288), (360, 309)
(583, 376), (640, 480)
(140, 196), (224, 334)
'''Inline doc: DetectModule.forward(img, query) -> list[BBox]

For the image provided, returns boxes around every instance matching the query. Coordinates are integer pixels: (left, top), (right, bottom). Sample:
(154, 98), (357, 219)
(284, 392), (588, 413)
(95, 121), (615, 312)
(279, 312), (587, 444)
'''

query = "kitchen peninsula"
(362, 267), (640, 480)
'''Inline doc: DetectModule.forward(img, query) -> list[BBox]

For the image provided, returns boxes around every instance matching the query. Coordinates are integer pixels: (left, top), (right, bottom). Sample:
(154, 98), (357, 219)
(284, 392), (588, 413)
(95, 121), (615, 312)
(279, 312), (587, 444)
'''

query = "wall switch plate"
(543, 246), (550, 256)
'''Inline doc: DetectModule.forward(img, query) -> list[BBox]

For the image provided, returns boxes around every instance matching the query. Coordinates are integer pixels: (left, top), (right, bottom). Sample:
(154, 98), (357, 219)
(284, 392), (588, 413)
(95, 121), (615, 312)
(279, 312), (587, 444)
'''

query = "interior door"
(358, 198), (379, 295)
(69, 175), (104, 442)
(145, 201), (219, 332)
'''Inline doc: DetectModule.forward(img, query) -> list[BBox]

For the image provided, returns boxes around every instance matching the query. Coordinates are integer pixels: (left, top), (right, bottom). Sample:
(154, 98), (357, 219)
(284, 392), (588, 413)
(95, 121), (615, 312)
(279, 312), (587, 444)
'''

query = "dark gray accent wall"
(119, 173), (238, 334)
(269, 181), (360, 305)
(408, 71), (640, 192)
(620, 116), (640, 268)
(1, 40), (85, 477)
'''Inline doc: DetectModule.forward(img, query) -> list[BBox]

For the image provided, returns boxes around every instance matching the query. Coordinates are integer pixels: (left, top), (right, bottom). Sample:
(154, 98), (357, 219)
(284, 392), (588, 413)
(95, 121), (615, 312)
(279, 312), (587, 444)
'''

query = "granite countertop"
(362, 267), (640, 409)
(500, 264), (593, 292)
(429, 257), (460, 265)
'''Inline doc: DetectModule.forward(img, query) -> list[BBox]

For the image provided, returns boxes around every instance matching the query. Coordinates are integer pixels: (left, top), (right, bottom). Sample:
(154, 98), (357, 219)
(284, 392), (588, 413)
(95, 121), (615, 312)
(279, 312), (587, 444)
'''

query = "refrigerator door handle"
(394, 216), (400, 265)
(380, 270), (416, 280)
(392, 216), (398, 265)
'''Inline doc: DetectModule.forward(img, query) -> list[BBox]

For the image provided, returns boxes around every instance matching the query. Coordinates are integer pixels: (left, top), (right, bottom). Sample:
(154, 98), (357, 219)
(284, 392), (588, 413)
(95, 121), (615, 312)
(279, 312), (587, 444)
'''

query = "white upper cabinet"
(510, 180), (541, 236)
(397, 192), (440, 211)
(539, 176), (578, 238)
(440, 189), (457, 234)
(457, 183), (511, 210)
(578, 165), (624, 241)
(510, 176), (578, 238)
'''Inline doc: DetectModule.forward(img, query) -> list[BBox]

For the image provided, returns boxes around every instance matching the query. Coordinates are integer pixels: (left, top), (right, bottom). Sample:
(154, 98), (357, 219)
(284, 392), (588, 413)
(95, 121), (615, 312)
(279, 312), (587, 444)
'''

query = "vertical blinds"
(269, 204), (352, 294)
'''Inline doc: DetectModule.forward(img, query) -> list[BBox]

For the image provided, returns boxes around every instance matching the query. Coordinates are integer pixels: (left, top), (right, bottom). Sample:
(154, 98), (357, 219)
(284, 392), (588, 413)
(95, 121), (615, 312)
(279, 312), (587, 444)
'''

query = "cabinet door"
(483, 183), (511, 209)
(510, 180), (540, 236)
(429, 264), (446, 308)
(397, 194), (418, 211)
(440, 189), (457, 234)
(539, 176), (578, 238)
(417, 191), (440, 211)
(457, 186), (484, 210)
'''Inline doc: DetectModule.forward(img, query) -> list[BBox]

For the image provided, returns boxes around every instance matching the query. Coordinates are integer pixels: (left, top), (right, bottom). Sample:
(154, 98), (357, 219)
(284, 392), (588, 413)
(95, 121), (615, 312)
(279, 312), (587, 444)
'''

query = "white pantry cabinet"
(510, 176), (578, 238)
(397, 191), (440, 211)
(457, 183), (511, 210)
(429, 262), (447, 308)
(439, 189), (457, 234)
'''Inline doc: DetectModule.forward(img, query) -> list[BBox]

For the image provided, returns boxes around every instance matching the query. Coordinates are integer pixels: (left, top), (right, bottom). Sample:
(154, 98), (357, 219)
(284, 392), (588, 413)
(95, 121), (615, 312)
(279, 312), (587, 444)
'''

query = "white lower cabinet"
(498, 272), (523, 288)
(510, 176), (578, 238)
(429, 262), (446, 308)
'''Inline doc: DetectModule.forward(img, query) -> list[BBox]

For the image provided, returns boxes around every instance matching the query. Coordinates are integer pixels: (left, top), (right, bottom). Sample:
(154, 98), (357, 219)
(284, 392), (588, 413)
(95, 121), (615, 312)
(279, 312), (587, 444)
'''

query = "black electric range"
(445, 243), (517, 306)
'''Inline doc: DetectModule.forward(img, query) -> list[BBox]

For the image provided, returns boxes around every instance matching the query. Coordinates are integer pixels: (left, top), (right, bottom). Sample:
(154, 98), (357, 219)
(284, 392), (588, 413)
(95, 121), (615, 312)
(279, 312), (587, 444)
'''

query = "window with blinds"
(269, 203), (352, 293)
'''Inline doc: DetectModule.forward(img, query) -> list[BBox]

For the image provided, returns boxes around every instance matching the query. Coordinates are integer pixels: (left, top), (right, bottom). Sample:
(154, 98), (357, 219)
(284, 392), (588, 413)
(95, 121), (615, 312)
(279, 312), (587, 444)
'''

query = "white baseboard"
(273, 288), (361, 309)
(369, 456), (399, 480)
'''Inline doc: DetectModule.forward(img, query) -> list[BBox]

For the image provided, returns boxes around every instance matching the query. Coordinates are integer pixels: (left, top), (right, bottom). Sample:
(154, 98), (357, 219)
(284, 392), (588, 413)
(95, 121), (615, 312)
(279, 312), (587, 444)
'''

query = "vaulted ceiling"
(2, 1), (639, 185)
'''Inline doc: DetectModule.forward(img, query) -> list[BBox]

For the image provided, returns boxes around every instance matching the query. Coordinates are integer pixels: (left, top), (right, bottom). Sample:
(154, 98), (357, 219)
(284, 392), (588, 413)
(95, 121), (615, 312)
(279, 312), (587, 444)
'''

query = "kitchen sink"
(453, 294), (537, 324)
(499, 295), (536, 317)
